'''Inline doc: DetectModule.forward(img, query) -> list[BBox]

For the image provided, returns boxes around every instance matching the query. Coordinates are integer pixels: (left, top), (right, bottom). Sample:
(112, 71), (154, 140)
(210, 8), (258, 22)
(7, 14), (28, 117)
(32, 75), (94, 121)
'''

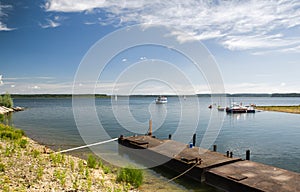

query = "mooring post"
(226, 151), (229, 157)
(230, 151), (233, 158)
(246, 150), (250, 160)
(213, 145), (217, 152)
(192, 133), (196, 146)
(148, 119), (152, 136)
(169, 134), (172, 140)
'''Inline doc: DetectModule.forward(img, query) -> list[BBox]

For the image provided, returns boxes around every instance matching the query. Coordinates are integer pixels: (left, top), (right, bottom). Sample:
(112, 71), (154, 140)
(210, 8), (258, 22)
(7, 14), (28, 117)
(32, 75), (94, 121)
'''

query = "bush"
(116, 166), (143, 188)
(19, 139), (28, 148)
(0, 124), (24, 140)
(0, 163), (5, 172)
(0, 92), (13, 108)
(32, 149), (40, 158)
(102, 165), (111, 174)
(87, 154), (97, 169)
(50, 153), (65, 166)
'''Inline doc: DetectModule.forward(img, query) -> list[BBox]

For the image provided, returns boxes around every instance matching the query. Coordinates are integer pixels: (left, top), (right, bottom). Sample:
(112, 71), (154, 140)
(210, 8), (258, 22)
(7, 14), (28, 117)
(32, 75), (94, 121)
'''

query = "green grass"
(50, 153), (65, 166)
(32, 149), (40, 158)
(54, 169), (67, 187)
(256, 105), (300, 114)
(116, 166), (143, 188)
(0, 124), (25, 141)
(36, 166), (44, 180)
(102, 165), (111, 174)
(87, 154), (97, 169)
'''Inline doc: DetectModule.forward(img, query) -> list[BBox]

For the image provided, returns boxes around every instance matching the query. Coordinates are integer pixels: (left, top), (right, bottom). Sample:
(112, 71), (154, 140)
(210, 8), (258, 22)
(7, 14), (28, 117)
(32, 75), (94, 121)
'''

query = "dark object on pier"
(213, 145), (217, 152)
(246, 150), (250, 160)
(192, 133), (196, 146)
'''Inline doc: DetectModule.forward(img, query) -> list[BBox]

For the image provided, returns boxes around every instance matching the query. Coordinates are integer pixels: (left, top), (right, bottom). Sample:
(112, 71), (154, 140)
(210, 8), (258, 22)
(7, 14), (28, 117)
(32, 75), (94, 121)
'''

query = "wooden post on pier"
(246, 150), (250, 160)
(148, 119), (152, 136)
(213, 145), (217, 152)
(192, 134), (196, 146)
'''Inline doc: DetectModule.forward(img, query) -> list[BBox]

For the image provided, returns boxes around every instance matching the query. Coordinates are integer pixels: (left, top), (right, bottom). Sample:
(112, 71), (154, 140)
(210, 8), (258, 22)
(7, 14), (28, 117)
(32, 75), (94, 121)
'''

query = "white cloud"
(40, 19), (61, 28)
(44, 0), (300, 52)
(0, 4), (15, 31)
(0, 21), (14, 31)
(0, 74), (3, 85)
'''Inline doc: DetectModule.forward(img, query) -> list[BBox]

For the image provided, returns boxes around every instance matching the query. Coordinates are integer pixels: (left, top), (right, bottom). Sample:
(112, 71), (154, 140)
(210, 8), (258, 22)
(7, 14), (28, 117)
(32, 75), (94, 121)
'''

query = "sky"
(0, 0), (300, 94)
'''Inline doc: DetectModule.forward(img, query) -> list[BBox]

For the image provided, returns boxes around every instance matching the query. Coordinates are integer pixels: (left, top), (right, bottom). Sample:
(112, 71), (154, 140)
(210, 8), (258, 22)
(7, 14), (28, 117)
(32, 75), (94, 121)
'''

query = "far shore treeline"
(7, 93), (300, 99)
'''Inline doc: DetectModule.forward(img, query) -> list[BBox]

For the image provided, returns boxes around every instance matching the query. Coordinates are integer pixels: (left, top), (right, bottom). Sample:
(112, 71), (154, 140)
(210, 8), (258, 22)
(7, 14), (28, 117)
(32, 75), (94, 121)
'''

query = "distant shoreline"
(9, 93), (300, 99)
(256, 105), (300, 114)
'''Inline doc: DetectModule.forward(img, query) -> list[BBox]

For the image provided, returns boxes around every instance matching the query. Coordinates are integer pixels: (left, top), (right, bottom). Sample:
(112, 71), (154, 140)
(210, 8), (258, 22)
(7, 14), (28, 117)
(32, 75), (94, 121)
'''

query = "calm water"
(8, 96), (300, 190)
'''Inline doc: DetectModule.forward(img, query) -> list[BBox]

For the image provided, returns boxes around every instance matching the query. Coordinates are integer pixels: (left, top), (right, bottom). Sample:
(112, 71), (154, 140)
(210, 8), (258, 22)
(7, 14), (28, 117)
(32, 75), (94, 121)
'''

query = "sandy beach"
(0, 125), (139, 191)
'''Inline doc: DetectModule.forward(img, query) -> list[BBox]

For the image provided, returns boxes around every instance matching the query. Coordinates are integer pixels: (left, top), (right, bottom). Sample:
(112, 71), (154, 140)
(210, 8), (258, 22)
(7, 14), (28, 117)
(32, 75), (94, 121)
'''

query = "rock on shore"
(0, 106), (14, 115)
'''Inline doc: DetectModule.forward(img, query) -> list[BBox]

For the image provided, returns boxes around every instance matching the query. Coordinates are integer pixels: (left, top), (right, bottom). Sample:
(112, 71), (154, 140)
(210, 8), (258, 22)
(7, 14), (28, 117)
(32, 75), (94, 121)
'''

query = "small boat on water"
(226, 103), (255, 113)
(155, 96), (168, 104)
(217, 106), (226, 111)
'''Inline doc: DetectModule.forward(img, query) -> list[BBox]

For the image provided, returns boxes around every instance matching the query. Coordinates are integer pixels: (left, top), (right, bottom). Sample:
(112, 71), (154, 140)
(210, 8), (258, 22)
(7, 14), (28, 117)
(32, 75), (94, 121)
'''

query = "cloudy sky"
(0, 0), (300, 94)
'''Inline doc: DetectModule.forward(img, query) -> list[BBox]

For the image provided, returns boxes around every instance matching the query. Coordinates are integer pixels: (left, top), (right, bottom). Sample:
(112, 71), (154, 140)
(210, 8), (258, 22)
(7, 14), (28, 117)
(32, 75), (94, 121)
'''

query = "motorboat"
(155, 96), (167, 104)
(217, 106), (226, 111)
(226, 103), (255, 113)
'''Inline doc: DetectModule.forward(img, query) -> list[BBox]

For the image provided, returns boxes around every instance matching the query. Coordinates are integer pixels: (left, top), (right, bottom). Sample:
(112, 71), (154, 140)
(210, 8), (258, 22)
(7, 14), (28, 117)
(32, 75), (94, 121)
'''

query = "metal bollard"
(192, 133), (196, 146)
(246, 150), (250, 160)
(213, 145), (217, 152)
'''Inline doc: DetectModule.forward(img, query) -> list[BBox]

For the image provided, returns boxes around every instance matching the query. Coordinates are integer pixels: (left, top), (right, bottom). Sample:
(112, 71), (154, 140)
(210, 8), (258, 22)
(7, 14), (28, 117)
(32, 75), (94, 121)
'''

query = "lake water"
(8, 96), (300, 191)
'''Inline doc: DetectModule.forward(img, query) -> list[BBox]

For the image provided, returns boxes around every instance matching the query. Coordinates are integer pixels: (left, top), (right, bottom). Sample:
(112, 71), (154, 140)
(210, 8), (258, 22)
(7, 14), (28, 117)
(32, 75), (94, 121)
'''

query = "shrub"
(116, 166), (143, 188)
(0, 125), (24, 140)
(87, 154), (97, 169)
(102, 165), (111, 174)
(69, 158), (75, 171)
(19, 139), (28, 148)
(0, 92), (13, 108)
(32, 149), (40, 158)
(37, 166), (44, 180)
(0, 163), (5, 172)
(54, 169), (67, 187)
(78, 160), (85, 175)
(50, 153), (65, 166)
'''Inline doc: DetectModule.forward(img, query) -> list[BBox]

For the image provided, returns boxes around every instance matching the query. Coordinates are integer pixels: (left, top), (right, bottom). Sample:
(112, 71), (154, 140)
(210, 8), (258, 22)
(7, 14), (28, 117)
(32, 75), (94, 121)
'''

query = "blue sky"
(0, 0), (300, 94)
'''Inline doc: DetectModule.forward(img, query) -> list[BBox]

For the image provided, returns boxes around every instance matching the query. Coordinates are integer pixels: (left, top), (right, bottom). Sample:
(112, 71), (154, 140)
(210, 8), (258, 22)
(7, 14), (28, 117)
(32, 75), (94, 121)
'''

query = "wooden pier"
(118, 135), (300, 192)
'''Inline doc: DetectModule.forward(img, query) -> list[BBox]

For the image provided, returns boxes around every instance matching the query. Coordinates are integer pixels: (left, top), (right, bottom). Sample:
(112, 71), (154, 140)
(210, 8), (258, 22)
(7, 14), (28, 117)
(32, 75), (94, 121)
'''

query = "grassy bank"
(256, 105), (300, 114)
(0, 124), (140, 191)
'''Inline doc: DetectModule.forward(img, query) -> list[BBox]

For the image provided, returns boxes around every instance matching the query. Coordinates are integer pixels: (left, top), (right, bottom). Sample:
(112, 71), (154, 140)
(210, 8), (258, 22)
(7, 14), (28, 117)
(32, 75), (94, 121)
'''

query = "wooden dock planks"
(119, 135), (300, 191)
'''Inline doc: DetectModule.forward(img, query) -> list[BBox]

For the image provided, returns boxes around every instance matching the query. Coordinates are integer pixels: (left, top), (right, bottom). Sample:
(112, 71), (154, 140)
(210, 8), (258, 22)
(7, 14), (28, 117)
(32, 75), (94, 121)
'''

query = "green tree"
(1, 92), (13, 108)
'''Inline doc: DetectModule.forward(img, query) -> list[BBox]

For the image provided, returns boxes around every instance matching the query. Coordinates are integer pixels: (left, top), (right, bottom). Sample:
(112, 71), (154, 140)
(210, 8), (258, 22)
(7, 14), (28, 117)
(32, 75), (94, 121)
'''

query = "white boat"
(226, 102), (255, 113)
(155, 96), (167, 104)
